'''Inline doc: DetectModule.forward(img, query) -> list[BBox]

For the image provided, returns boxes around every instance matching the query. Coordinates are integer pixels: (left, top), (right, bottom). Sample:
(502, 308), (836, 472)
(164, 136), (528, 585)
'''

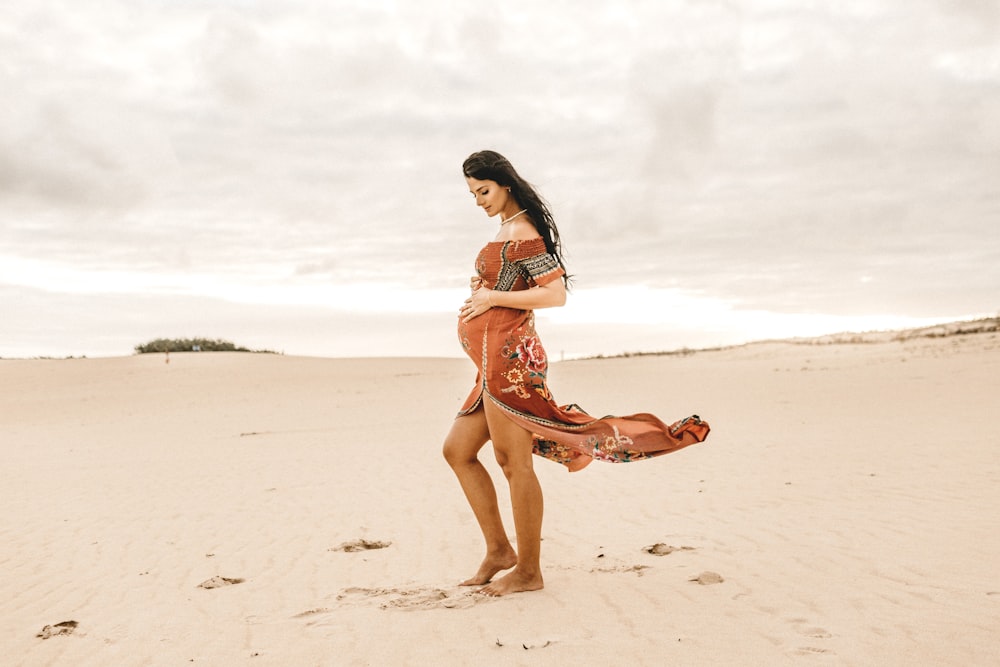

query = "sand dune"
(2, 326), (998, 665)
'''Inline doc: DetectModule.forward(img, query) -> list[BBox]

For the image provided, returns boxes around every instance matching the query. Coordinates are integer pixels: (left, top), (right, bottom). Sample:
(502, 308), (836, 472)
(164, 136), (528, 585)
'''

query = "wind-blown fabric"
(457, 238), (709, 472)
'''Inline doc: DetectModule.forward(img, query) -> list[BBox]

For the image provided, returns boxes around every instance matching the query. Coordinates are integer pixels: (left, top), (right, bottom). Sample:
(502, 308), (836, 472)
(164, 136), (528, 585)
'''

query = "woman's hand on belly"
(460, 286), (495, 323)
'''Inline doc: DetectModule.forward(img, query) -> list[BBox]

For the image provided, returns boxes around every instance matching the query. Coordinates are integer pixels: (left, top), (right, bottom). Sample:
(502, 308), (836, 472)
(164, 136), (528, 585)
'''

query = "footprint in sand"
(788, 619), (834, 656)
(36, 621), (78, 639)
(643, 543), (696, 556)
(333, 585), (479, 611)
(591, 564), (651, 576)
(197, 576), (245, 589)
(689, 571), (724, 585)
(789, 618), (833, 639)
(292, 607), (333, 618)
(799, 627), (833, 639)
(330, 539), (392, 552)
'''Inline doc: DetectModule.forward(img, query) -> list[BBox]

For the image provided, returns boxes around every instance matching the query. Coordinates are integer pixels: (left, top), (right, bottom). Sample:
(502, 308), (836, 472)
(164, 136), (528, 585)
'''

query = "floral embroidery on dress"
(456, 237), (710, 470)
(584, 425), (651, 463)
(532, 438), (577, 465)
(515, 335), (547, 374)
(503, 367), (526, 385)
(500, 333), (550, 400)
(500, 374), (531, 399)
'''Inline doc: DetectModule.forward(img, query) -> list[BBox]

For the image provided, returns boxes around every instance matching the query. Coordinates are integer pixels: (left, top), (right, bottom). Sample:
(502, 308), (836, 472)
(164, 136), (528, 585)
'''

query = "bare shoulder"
(503, 219), (542, 242)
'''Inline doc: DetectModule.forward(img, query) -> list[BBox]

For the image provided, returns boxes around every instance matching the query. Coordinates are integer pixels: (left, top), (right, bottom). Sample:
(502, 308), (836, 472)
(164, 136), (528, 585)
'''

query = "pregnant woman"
(443, 150), (710, 596)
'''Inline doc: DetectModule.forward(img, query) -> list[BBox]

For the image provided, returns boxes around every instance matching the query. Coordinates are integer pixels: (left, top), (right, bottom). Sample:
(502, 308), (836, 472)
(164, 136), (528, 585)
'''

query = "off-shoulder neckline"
(486, 237), (546, 245)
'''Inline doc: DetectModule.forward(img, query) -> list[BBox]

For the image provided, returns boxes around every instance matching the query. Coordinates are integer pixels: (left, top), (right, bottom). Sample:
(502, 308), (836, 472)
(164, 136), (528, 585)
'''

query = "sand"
(2, 326), (998, 666)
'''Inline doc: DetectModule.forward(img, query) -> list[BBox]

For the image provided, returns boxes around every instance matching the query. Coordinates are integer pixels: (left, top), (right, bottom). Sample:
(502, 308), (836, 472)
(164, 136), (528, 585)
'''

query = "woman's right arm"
(486, 280), (566, 311)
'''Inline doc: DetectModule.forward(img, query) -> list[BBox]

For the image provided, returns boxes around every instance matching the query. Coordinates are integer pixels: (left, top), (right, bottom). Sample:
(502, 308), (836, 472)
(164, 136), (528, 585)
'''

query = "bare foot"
(477, 567), (544, 597)
(459, 550), (518, 586)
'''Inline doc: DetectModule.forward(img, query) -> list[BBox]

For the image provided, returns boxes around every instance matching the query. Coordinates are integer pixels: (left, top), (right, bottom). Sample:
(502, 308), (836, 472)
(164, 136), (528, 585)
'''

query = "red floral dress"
(457, 238), (709, 471)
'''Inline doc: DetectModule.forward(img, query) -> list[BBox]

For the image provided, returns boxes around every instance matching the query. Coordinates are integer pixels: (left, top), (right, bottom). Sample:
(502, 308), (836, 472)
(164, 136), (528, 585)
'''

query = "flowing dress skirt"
(457, 239), (709, 472)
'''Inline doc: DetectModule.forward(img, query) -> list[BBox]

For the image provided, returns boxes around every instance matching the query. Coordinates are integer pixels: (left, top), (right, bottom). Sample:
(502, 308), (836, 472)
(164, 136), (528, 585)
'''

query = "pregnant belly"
(457, 307), (530, 361)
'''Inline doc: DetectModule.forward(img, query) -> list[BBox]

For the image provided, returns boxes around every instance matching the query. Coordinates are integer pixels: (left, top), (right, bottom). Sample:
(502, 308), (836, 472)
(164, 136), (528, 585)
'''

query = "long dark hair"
(463, 150), (570, 285)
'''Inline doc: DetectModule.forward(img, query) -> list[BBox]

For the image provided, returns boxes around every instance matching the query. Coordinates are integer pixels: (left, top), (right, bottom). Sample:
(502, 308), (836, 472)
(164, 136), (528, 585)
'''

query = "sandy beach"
(2, 323), (998, 666)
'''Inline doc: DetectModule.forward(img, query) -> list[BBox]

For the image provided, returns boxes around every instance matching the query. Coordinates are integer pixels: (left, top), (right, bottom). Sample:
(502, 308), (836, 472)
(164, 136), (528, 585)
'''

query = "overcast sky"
(2, 0), (998, 358)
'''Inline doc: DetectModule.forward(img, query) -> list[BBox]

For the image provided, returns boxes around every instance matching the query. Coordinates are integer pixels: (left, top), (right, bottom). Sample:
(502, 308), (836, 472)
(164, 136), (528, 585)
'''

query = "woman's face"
(466, 177), (511, 219)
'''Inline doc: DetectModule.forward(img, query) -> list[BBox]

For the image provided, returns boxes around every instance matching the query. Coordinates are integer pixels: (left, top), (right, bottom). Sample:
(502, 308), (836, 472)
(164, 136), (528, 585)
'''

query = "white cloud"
(1, 0), (998, 357)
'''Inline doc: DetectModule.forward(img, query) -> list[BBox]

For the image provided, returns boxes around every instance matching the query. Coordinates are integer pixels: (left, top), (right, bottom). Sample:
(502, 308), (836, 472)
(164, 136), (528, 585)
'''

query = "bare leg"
(442, 408), (517, 585)
(478, 398), (545, 596)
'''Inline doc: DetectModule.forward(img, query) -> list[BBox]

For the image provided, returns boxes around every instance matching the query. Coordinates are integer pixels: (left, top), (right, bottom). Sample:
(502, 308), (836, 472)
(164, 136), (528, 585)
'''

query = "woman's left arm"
(462, 280), (566, 323)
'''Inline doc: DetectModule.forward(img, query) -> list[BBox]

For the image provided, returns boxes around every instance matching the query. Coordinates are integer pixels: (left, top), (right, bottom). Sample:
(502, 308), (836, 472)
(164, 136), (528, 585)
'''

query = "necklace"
(499, 209), (527, 226)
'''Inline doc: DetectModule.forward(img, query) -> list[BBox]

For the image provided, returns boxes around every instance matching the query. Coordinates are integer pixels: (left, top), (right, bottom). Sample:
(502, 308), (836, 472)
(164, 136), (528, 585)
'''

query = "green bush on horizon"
(134, 338), (275, 354)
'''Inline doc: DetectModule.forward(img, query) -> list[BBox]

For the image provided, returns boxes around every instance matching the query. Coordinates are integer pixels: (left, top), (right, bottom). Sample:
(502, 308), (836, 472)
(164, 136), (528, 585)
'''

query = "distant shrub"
(134, 338), (275, 354)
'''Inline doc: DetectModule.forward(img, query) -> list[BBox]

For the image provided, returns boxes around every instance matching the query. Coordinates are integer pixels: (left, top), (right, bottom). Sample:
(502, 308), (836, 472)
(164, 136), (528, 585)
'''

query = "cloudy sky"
(2, 0), (998, 359)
